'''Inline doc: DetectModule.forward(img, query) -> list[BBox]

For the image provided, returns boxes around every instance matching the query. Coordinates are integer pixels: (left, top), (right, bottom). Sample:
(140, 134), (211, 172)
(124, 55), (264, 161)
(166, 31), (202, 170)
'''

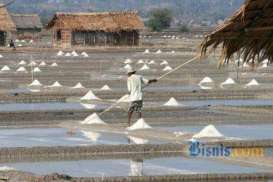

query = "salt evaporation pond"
(0, 128), (164, 148)
(0, 103), (107, 112)
(0, 157), (265, 177)
(156, 124), (273, 140)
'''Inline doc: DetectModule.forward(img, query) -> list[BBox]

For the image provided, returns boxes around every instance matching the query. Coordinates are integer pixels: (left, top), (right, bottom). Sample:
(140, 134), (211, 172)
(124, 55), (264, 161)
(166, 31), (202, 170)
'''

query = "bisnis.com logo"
(189, 140), (232, 157)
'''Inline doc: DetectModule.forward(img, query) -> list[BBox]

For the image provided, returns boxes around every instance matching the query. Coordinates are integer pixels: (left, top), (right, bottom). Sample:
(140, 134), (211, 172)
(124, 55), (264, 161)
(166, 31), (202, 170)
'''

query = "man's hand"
(148, 79), (158, 84)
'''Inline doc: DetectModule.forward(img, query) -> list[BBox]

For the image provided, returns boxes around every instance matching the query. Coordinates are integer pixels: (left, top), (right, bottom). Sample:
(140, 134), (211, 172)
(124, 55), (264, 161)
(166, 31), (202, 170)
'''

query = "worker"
(127, 68), (157, 126)
(9, 39), (16, 50)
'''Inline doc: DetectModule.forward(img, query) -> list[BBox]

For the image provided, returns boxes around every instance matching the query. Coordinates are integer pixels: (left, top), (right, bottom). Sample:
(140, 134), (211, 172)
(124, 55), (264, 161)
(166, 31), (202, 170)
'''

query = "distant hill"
(2, 0), (244, 25)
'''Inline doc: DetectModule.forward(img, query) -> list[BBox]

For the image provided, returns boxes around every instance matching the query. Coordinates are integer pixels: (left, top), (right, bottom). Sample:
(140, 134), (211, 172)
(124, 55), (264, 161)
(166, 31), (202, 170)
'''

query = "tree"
(147, 8), (172, 32)
(0, 0), (16, 8)
(179, 24), (190, 33)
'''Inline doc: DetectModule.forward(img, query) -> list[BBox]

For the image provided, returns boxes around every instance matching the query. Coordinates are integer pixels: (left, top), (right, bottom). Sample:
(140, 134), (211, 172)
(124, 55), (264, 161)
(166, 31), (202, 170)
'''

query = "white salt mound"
(73, 82), (85, 89)
(0, 166), (15, 171)
(137, 59), (144, 64)
(246, 79), (259, 87)
(29, 61), (37, 66)
(57, 51), (64, 56)
(1, 65), (10, 71)
(81, 52), (89, 57)
(81, 113), (106, 125)
(144, 49), (150, 54)
(148, 60), (155, 65)
(81, 131), (101, 141)
(39, 61), (47, 66)
(127, 118), (152, 131)
(50, 81), (62, 87)
(139, 64), (150, 71)
(156, 49), (162, 54)
(164, 97), (180, 106)
(19, 60), (26, 65)
(81, 90), (100, 100)
(261, 63), (268, 68)
(199, 77), (213, 85)
(199, 85), (213, 90)
(262, 59), (269, 64)
(100, 85), (112, 91)
(51, 62), (58, 67)
(71, 51), (78, 57)
(124, 58), (132, 64)
(163, 66), (173, 71)
(171, 50), (175, 54)
(160, 60), (168, 65)
(33, 67), (41, 73)
(0, 54), (3, 58)
(193, 125), (224, 138)
(128, 136), (148, 144)
(123, 64), (132, 70)
(16, 66), (27, 72)
(65, 52), (71, 57)
(221, 78), (236, 86)
(29, 80), (42, 86)
(243, 62), (249, 68)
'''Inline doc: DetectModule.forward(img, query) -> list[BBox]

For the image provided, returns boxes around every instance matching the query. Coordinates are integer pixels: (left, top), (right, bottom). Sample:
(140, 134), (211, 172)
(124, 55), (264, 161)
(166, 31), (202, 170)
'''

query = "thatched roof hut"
(47, 11), (144, 32)
(11, 14), (42, 30)
(0, 5), (16, 31)
(201, 0), (273, 65)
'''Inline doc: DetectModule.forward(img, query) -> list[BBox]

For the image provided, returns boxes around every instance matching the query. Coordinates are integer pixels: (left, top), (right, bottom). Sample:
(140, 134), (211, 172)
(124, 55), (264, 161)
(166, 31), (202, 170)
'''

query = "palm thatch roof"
(201, 0), (273, 65)
(47, 11), (144, 32)
(0, 5), (16, 31)
(11, 14), (43, 30)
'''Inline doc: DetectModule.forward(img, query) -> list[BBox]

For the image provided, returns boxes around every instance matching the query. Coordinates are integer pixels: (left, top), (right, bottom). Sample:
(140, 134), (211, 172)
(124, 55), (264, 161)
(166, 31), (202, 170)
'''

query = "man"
(127, 68), (157, 126)
(9, 39), (16, 50)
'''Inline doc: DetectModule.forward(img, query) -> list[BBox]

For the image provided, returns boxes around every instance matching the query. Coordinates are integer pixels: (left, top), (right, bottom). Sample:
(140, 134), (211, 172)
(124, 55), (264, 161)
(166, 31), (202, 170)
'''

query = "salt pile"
(221, 78), (236, 86)
(18, 44), (22, 47)
(128, 136), (148, 144)
(29, 39), (33, 44)
(139, 64), (150, 71)
(0, 54), (3, 58)
(127, 118), (152, 131)
(0, 166), (15, 171)
(65, 52), (71, 57)
(243, 62), (249, 68)
(81, 113), (106, 125)
(164, 97), (180, 106)
(51, 62), (58, 67)
(29, 79), (42, 86)
(72, 82), (85, 89)
(71, 51), (78, 57)
(262, 59), (269, 64)
(21, 40), (26, 43)
(100, 85), (112, 91)
(33, 67), (41, 73)
(81, 90), (100, 101)
(261, 63), (268, 68)
(16, 66), (27, 72)
(19, 60), (26, 65)
(50, 81), (62, 87)
(81, 131), (101, 142)
(1, 65), (10, 71)
(39, 61), (47, 66)
(155, 49), (162, 54)
(57, 51), (64, 56)
(148, 60), (155, 65)
(171, 50), (175, 54)
(123, 64), (132, 70)
(246, 79), (259, 87)
(15, 39), (19, 43)
(193, 125), (224, 138)
(199, 85), (213, 90)
(124, 58), (132, 64)
(199, 77), (213, 85)
(137, 59), (144, 64)
(144, 49), (150, 54)
(160, 60), (168, 65)
(29, 61), (37, 66)
(81, 52), (89, 57)
(163, 66), (173, 71)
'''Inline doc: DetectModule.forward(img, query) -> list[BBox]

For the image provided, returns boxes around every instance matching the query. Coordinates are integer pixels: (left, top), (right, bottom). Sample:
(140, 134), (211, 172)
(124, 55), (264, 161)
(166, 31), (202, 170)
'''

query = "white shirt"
(127, 74), (148, 102)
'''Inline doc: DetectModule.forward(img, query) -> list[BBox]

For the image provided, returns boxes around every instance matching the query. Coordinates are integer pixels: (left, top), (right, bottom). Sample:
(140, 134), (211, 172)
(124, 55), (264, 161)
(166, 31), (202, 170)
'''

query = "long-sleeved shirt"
(127, 74), (148, 102)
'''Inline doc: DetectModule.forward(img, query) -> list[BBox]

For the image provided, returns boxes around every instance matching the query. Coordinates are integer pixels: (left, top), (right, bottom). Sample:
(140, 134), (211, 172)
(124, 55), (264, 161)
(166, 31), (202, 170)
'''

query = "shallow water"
(0, 128), (162, 148)
(0, 157), (265, 177)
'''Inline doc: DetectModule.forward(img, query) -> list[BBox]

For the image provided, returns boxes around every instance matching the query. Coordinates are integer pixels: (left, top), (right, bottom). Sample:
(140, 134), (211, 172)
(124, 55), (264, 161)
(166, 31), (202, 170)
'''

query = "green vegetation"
(147, 8), (172, 32)
(179, 24), (190, 33)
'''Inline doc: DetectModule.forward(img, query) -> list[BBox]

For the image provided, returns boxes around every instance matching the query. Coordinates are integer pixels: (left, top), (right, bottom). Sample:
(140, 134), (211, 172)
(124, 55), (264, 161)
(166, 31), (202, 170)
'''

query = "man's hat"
(127, 67), (136, 74)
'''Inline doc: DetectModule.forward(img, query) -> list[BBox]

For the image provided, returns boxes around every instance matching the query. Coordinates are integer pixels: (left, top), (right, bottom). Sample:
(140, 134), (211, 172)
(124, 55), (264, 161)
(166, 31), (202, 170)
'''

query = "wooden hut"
(201, 0), (273, 65)
(11, 14), (43, 40)
(47, 11), (144, 48)
(0, 5), (16, 46)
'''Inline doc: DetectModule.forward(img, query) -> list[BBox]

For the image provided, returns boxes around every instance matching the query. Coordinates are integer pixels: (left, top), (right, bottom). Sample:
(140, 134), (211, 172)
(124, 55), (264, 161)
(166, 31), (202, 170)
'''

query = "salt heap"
(81, 90), (100, 101)
(71, 51), (78, 57)
(164, 97), (180, 106)
(261, 63), (268, 68)
(29, 80), (42, 86)
(144, 49), (150, 54)
(100, 85), (112, 91)
(243, 62), (249, 68)
(148, 60), (155, 65)
(0, 166), (15, 171)
(81, 131), (101, 142)
(137, 59), (144, 64)
(124, 58), (132, 64)
(160, 60), (168, 65)
(171, 50), (175, 54)
(18, 60), (26, 65)
(128, 136), (148, 145)
(163, 66), (173, 71)
(33, 67), (41, 73)
(16, 67), (27, 73)
(262, 59), (269, 64)
(51, 62), (58, 67)
(156, 49), (162, 54)
(139, 64), (150, 71)
(1, 65), (10, 71)
(245, 79), (259, 87)
(81, 113), (106, 125)
(123, 64), (132, 70)
(221, 78), (236, 86)
(57, 51), (64, 56)
(29, 61), (37, 66)
(0, 54), (3, 58)
(65, 52), (71, 57)
(199, 77), (213, 85)
(50, 81), (62, 87)
(193, 125), (224, 138)
(81, 52), (89, 57)
(127, 118), (152, 131)
(72, 82), (85, 89)
(39, 61), (47, 66)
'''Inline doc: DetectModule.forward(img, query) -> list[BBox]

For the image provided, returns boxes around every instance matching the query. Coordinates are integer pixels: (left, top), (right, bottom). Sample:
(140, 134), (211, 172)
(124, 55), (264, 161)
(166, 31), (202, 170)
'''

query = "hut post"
(104, 32), (107, 47)
(132, 31), (135, 47)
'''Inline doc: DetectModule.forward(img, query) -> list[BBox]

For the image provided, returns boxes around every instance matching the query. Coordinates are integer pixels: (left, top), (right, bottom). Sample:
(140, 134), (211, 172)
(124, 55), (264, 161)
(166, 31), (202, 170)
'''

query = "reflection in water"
(130, 159), (143, 176)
